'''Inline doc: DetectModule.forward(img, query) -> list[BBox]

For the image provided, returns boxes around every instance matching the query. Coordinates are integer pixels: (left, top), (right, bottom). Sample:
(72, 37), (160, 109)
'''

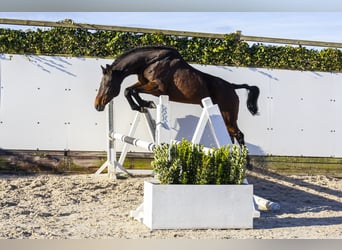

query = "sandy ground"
(0, 168), (341, 239)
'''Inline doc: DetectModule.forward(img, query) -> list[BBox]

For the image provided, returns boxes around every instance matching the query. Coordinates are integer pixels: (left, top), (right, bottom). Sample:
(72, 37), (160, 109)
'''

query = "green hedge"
(152, 139), (248, 185)
(1, 27), (342, 72)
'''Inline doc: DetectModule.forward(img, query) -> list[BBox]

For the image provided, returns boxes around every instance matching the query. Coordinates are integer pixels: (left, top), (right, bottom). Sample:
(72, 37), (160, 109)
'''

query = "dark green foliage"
(152, 139), (248, 185)
(0, 27), (341, 72)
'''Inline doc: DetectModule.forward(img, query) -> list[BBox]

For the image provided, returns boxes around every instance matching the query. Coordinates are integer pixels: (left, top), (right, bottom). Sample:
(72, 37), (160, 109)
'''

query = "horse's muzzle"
(95, 103), (105, 111)
(94, 97), (105, 111)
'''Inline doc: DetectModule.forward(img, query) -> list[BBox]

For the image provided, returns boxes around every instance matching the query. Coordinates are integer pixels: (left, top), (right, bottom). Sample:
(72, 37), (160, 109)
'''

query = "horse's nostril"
(95, 104), (100, 111)
(95, 97), (103, 111)
(95, 104), (105, 112)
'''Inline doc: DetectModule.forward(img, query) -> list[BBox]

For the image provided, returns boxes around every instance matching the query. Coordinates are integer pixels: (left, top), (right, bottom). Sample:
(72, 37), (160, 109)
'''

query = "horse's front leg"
(131, 89), (157, 110)
(124, 82), (157, 112)
(124, 83), (145, 112)
(134, 80), (163, 108)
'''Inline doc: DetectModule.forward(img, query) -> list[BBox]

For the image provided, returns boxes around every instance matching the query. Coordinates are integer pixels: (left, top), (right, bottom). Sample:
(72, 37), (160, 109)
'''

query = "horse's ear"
(106, 64), (111, 70)
(101, 65), (106, 74)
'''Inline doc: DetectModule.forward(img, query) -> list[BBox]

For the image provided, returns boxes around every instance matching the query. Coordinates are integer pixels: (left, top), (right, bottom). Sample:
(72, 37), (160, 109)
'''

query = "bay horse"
(94, 46), (259, 146)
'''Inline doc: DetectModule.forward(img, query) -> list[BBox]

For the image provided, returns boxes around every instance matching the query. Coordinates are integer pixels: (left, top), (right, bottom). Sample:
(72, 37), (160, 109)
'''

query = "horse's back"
(135, 46), (240, 108)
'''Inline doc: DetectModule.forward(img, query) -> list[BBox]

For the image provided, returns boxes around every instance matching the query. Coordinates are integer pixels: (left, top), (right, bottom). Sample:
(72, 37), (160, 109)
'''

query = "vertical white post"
(107, 100), (116, 179)
(94, 100), (116, 179)
(156, 95), (171, 145)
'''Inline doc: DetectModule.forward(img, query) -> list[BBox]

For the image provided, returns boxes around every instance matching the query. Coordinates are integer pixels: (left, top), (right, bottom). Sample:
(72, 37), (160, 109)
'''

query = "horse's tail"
(231, 83), (260, 115)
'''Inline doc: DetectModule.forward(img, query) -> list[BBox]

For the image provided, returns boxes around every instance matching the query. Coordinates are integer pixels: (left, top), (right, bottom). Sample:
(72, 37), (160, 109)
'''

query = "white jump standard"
(95, 100), (156, 177)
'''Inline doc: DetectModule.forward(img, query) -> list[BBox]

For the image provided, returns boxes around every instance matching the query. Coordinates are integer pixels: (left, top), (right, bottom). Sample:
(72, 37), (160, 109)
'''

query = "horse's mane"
(112, 45), (180, 67)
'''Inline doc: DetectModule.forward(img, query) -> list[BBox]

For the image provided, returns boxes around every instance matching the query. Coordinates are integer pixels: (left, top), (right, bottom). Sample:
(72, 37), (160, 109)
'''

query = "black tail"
(231, 83), (260, 115)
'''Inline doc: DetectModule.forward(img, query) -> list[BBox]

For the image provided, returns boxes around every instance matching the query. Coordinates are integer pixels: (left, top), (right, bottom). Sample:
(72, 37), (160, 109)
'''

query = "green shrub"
(1, 26), (341, 72)
(151, 139), (248, 185)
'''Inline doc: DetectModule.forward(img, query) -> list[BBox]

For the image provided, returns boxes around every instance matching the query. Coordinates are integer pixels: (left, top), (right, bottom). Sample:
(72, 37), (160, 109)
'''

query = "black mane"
(111, 45), (179, 67)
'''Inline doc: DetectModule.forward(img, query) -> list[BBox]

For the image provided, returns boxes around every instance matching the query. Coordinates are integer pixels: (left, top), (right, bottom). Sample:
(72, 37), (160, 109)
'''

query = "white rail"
(111, 132), (156, 152)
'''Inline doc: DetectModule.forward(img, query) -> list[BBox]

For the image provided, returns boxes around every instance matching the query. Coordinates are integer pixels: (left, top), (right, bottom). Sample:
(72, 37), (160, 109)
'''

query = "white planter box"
(142, 181), (254, 230)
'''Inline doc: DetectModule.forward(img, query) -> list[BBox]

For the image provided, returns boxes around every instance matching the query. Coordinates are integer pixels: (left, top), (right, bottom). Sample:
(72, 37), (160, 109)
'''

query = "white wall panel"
(0, 55), (108, 151)
(1, 54), (342, 157)
(330, 73), (342, 157)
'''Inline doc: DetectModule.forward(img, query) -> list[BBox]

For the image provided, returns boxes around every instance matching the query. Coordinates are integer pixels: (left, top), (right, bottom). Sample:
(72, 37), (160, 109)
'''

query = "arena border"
(1, 149), (341, 177)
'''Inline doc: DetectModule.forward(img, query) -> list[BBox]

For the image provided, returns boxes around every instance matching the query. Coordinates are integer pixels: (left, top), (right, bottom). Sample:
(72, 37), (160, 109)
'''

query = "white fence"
(0, 54), (341, 157)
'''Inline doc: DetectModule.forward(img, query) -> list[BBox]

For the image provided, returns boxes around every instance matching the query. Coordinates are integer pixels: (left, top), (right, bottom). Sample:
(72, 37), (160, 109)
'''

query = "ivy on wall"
(0, 27), (341, 72)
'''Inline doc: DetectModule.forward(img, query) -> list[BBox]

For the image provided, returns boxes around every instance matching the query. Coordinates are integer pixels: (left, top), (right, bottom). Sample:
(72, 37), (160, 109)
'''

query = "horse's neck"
(113, 50), (168, 77)
(113, 57), (145, 77)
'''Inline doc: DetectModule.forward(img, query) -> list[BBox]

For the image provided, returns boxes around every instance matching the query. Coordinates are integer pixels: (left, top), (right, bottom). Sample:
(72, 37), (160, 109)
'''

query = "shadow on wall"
(173, 115), (266, 155)
(245, 142), (266, 155)
(173, 115), (216, 147)
(27, 55), (76, 77)
(248, 67), (279, 81)
(0, 54), (12, 61)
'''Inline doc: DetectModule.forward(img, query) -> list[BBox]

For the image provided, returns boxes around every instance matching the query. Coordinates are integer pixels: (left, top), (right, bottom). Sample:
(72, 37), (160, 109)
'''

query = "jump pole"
(111, 132), (156, 152)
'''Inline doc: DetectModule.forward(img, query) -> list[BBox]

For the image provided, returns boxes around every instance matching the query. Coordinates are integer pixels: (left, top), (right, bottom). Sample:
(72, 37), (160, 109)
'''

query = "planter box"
(142, 181), (254, 230)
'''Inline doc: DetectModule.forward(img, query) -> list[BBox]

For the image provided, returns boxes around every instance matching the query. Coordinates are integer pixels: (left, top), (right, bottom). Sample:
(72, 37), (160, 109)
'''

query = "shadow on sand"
(248, 166), (342, 229)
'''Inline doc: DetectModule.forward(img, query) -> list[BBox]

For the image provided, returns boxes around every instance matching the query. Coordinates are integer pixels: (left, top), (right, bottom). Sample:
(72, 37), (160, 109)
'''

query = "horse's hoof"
(149, 101), (156, 109)
(140, 107), (148, 113)
(131, 105), (146, 113)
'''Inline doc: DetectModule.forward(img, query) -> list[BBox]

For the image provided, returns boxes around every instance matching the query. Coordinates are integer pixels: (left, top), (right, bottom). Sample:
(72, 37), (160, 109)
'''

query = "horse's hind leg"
(235, 130), (245, 146)
(222, 112), (244, 146)
(221, 108), (252, 169)
(227, 125), (253, 170)
(226, 125), (245, 146)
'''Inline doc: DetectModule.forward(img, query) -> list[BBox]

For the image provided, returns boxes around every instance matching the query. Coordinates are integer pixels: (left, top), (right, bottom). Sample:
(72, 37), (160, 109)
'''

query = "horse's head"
(94, 64), (122, 111)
